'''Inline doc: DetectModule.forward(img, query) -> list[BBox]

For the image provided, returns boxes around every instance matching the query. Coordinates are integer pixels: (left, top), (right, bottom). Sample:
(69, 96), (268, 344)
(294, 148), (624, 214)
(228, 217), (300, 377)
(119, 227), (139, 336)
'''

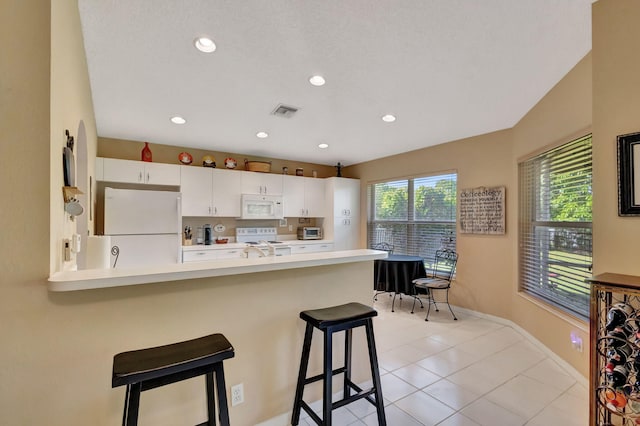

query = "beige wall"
(348, 53), (593, 377)
(98, 136), (339, 179)
(592, 0), (640, 276)
(50, 0), (98, 274)
(350, 129), (515, 321)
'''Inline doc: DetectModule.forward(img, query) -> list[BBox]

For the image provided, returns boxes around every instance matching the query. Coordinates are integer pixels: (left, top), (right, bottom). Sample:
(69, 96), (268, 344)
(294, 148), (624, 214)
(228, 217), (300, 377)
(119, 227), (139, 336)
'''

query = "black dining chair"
(411, 250), (459, 321)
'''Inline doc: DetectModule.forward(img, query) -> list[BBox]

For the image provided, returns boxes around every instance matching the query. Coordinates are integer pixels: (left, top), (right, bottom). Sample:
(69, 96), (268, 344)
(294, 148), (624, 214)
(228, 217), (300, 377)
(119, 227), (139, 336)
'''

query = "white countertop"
(182, 239), (333, 251)
(48, 249), (387, 292)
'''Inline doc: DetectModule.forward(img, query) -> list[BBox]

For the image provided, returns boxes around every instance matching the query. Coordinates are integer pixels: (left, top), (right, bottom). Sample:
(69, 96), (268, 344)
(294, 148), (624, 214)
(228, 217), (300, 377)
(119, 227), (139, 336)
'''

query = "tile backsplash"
(182, 217), (320, 243)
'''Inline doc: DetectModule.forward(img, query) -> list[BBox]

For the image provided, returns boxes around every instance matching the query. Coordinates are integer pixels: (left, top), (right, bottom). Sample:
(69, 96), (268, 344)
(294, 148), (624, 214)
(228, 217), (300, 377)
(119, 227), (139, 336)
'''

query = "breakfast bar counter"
(48, 249), (387, 292)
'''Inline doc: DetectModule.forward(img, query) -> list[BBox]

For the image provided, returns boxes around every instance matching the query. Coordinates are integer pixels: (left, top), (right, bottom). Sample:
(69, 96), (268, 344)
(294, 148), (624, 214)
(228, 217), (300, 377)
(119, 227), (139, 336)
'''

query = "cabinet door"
(102, 158), (144, 183)
(214, 248), (245, 259)
(211, 168), (242, 217)
(304, 178), (326, 217)
(332, 178), (360, 217)
(315, 242), (334, 252)
(100, 158), (181, 186)
(180, 166), (213, 216)
(183, 250), (217, 262)
(283, 175), (305, 217)
(333, 217), (359, 250)
(241, 171), (283, 195)
(145, 162), (181, 185)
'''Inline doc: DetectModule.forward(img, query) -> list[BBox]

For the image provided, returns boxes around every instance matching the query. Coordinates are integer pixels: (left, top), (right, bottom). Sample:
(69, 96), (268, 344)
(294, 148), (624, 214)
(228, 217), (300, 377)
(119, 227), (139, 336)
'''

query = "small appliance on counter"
(204, 224), (213, 245)
(297, 227), (322, 240)
(236, 227), (291, 257)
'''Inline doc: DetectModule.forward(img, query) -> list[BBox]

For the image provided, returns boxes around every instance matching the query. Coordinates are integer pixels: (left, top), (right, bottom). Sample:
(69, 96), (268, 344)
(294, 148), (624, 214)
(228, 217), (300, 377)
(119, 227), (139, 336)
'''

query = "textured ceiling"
(79, 0), (593, 166)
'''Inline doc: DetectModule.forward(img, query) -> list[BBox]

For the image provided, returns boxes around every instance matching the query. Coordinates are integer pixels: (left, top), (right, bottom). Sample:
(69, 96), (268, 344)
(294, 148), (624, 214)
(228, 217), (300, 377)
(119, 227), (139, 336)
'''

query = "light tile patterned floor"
(298, 294), (588, 425)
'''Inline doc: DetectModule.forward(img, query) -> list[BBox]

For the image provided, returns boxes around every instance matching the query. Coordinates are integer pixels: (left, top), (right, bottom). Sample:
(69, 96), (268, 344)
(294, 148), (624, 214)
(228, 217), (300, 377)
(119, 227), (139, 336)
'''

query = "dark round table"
(374, 255), (426, 311)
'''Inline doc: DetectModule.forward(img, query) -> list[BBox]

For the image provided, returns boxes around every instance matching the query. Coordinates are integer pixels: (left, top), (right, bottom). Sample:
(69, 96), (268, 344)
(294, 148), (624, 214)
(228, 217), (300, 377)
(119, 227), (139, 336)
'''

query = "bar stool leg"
(214, 363), (231, 426)
(323, 329), (333, 426)
(343, 329), (352, 399)
(292, 323), (314, 425)
(123, 382), (142, 426)
(206, 371), (217, 426)
(365, 321), (386, 426)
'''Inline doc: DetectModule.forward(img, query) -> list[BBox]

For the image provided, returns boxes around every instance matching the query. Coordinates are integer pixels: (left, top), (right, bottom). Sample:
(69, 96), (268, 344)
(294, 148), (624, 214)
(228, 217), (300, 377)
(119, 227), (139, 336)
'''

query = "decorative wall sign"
(459, 186), (505, 234)
(617, 131), (640, 216)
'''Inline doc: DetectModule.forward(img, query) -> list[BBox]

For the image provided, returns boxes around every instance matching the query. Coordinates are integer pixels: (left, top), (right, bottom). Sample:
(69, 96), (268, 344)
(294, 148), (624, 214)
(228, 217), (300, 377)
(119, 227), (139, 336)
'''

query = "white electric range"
(235, 227), (292, 257)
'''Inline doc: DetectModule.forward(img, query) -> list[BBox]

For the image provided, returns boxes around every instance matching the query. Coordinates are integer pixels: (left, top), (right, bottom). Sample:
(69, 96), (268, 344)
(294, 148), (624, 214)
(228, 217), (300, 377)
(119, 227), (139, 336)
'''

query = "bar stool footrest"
(303, 366), (348, 386)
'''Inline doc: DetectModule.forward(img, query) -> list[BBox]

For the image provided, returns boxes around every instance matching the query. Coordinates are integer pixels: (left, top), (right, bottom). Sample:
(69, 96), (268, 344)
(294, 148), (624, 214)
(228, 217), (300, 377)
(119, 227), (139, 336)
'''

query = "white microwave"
(240, 194), (284, 220)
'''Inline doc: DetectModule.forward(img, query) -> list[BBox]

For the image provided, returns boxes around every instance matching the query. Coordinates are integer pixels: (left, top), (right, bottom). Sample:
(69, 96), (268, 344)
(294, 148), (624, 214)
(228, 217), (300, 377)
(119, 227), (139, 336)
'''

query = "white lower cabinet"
(182, 246), (245, 262)
(290, 242), (334, 254)
(182, 250), (218, 262)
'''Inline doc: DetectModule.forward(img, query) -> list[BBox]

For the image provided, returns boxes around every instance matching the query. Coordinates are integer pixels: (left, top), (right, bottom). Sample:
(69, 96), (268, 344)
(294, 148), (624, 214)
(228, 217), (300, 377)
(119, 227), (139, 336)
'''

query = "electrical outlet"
(570, 332), (583, 352)
(231, 383), (244, 406)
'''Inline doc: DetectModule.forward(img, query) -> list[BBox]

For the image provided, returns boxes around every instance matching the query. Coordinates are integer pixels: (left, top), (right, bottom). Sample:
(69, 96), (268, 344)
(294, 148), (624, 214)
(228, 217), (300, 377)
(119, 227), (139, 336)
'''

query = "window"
(367, 173), (457, 263)
(518, 134), (592, 320)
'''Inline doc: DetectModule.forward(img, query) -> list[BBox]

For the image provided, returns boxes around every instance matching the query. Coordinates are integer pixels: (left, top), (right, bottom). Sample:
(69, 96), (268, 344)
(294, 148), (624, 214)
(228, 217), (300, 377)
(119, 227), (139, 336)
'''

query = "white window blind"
(518, 135), (592, 320)
(367, 173), (457, 263)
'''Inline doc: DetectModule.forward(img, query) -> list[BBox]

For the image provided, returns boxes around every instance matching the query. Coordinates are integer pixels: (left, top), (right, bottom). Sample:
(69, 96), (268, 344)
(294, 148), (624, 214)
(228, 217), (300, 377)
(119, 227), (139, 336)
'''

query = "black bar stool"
(112, 333), (234, 426)
(291, 302), (386, 425)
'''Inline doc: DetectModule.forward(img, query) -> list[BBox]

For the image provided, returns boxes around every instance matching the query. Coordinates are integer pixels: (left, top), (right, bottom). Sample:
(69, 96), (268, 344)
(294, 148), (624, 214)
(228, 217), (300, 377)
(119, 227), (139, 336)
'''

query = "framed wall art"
(459, 186), (505, 234)
(617, 131), (640, 216)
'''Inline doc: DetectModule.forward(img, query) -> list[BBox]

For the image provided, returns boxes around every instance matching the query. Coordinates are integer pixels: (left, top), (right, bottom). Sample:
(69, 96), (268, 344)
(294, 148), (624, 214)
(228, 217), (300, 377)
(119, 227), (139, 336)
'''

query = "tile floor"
(297, 294), (588, 425)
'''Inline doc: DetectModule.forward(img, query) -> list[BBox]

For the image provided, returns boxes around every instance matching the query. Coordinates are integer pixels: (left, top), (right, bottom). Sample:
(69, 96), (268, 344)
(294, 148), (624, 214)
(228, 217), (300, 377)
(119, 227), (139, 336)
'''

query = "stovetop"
(236, 227), (285, 245)
(245, 240), (284, 245)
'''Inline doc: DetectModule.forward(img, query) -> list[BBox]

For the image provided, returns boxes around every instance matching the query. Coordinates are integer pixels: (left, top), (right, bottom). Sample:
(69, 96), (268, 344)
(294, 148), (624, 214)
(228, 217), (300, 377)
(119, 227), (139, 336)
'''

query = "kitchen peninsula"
(47, 248), (386, 425)
(48, 249), (386, 291)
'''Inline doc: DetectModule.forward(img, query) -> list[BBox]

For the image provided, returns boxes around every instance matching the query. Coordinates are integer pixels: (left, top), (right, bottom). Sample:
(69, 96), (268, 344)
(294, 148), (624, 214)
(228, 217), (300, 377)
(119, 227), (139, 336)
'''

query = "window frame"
(518, 134), (592, 321)
(367, 172), (458, 262)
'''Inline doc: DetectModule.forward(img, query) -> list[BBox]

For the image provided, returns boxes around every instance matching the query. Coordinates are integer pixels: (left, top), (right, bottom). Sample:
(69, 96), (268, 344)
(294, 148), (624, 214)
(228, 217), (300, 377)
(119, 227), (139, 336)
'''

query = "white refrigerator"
(104, 187), (182, 269)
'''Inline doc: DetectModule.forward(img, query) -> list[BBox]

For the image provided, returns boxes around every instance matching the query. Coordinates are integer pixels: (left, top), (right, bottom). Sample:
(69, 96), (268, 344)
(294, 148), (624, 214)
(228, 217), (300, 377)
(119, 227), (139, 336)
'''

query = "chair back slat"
(431, 249), (458, 281)
(371, 242), (394, 254)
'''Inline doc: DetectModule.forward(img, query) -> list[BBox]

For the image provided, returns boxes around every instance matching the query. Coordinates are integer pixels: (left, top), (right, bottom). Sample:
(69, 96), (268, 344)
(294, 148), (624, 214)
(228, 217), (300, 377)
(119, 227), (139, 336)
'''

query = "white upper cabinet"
(180, 166), (213, 216)
(330, 177), (359, 217)
(180, 166), (241, 217)
(283, 175), (305, 217)
(211, 168), (241, 217)
(283, 176), (326, 217)
(304, 177), (325, 217)
(99, 158), (180, 186)
(241, 171), (283, 195)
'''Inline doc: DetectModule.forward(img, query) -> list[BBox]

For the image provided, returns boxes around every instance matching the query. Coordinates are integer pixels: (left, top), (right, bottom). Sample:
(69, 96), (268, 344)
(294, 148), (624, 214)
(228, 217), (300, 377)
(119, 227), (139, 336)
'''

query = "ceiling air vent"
(272, 104), (299, 118)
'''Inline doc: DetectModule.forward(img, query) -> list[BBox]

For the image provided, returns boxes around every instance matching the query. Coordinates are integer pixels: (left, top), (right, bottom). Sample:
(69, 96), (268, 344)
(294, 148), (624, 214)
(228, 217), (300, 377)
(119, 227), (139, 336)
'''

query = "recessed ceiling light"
(309, 75), (326, 86)
(382, 114), (396, 123)
(194, 36), (216, 53)
(256, 131), (269, 139)
(318, 143), (329, 149)
(171, 116), (186, 124)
